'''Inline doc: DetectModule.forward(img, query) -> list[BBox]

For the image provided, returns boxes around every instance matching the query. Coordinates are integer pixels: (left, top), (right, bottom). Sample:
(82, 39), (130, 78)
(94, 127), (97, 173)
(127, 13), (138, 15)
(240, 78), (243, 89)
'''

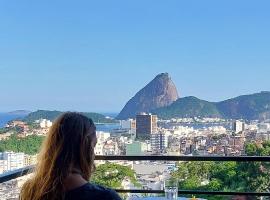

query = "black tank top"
(65, 183), (122, 200)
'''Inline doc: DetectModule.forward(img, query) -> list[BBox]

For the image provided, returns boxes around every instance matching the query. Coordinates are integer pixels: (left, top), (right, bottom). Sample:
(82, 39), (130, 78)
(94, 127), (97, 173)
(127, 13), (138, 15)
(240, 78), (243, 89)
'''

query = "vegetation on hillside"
(153, 96), (221, 119)
(217, 91), (270, 120)
(153, 92), (270, 120)
(24, 110), (117, 123)
(0, 134), (44, 155)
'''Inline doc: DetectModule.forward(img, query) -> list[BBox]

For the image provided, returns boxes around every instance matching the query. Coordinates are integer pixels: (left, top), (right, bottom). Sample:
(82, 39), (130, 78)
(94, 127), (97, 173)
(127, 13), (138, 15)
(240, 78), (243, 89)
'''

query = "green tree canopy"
(0, 134), (44, 155)
(172, 141), (270, 200)
(91, 163), (139, 189)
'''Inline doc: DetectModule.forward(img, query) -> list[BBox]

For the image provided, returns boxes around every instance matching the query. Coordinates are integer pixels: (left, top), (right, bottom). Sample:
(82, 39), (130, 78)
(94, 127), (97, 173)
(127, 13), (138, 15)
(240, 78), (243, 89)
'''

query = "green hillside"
(153, 96), (221, 119)
(217, 91), (270, 120)
(23, 110), (117, 123)
(153, 92), (270, 120)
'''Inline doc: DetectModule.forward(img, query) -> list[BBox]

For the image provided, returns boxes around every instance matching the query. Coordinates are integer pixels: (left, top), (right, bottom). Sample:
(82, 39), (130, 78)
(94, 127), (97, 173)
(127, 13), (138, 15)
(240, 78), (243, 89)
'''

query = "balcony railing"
(0, 156), (270, 197)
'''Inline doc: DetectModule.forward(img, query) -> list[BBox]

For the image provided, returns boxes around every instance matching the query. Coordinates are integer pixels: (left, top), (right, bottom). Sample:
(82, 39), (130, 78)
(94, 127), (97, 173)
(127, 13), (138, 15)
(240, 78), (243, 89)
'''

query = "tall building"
(40, 119), (53, 128)
(97, 131), (111, 142)
(94, 131), (111, 155)
(0, 152), (25, 173)
(120, 119), (136, 137)
(232, 120), (245, 133)
(120, 119), (136, 130)
(150, 133), (167, 153)
(24, 154), (37, 166)
(136, 113), (158, 138)
(258, 123), (270, 133)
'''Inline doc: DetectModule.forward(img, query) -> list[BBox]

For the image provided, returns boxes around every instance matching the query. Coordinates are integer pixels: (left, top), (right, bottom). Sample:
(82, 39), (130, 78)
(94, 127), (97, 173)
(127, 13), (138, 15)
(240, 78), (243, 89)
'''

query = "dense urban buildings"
(1, 116), (270, 199)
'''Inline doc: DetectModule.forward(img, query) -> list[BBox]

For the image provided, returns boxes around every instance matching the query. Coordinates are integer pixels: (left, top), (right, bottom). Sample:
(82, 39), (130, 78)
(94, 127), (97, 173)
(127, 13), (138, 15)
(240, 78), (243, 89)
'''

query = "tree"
(207, 179), (222, 191)
(237, 141), (270, 194)
(172, 161), (213, 190)
(172, 141), (270, 200)
(210, 162), (238, 190)
(91, 162), (139, 189)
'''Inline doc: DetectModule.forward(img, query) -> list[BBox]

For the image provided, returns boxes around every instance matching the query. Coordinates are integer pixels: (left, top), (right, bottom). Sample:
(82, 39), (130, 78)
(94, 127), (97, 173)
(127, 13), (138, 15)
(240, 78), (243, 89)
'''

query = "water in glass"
(164, 179), (178, 200)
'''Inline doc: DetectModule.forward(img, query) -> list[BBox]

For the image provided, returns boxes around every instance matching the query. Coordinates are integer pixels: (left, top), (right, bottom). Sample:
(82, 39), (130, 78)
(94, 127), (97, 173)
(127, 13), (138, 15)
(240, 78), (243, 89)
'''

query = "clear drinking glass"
(164, 179), (178, 200)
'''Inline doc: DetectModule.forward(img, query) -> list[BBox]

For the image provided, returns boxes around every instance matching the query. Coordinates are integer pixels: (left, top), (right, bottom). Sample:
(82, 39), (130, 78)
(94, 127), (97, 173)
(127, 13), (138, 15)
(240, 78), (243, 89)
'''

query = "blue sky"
(0, 0), (270, 112)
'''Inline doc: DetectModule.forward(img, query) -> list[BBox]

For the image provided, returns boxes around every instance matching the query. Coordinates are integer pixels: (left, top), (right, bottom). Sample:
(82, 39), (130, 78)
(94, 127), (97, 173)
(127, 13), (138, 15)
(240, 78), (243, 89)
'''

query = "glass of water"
(164, 178), (178, 200)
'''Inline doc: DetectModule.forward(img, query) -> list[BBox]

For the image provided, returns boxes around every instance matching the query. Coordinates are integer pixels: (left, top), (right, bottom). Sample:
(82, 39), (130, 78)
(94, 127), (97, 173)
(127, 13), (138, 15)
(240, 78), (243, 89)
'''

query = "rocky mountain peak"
(116, 73), (179, 119)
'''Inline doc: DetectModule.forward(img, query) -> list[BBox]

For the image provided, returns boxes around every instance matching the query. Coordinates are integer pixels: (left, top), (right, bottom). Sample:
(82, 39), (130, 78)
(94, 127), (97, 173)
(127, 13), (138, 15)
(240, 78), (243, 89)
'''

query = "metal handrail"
(0, 156), (270, 197)
(0, 165), (34, 183)
(95, 155), (270, 162)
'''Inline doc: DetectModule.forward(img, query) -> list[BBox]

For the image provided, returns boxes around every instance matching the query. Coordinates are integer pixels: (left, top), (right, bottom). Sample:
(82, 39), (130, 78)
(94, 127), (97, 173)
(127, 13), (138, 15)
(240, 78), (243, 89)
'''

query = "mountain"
(153, 92), (270, 120)
(24, 110), (117, 123)
(117, 73), (179, 119)
(154, 96), (221, 119)
(8, 110), (31, 115)
(217, 91), (270, 120)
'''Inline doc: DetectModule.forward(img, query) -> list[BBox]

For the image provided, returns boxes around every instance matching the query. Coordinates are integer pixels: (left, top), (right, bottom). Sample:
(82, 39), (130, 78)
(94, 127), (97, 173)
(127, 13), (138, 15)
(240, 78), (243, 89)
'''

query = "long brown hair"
(20, 112), (96, 200)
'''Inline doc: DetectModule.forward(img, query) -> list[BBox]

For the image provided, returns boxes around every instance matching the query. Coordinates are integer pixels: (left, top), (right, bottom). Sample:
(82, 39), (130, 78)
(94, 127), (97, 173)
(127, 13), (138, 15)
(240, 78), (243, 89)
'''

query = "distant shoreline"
(0, 113), (28, 128)
(0, 113), (120, 132)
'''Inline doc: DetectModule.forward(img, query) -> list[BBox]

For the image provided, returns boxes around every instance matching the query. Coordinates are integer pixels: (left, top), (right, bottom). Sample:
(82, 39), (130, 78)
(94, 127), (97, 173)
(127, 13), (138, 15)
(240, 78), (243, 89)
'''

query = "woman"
(20, 112), (122, 200)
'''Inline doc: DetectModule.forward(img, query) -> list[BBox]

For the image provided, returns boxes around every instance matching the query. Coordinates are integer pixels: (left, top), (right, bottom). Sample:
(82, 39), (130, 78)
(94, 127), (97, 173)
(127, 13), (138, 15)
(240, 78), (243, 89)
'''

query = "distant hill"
(117, 73), (179, 119)
(24, 110), (117, 123)
(154, 96), (221, 119)
(217, 91), (270, 120)
(153, 92), (270, 120)
(8, 110), (31, 116)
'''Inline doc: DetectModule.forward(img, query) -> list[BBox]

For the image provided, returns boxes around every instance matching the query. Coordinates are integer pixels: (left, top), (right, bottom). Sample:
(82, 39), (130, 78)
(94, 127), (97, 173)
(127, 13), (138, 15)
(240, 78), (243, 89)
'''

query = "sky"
(0, 0), (270, 113)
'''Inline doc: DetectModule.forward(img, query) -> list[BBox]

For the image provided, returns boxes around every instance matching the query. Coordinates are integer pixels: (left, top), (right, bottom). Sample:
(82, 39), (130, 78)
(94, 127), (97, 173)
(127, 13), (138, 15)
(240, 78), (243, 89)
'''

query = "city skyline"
(1, 1), (270, 112)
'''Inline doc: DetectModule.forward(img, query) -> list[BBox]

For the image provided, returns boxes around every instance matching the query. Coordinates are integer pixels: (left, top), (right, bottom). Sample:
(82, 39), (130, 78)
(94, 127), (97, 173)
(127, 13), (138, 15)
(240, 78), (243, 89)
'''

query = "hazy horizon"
(1, 89), (270, 114)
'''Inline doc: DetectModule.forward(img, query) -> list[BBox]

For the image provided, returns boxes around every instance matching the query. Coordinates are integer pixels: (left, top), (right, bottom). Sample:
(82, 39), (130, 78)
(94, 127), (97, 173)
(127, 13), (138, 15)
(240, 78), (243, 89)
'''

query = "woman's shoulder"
(85, 183), (121, 198)
(65, 183), (122, 200)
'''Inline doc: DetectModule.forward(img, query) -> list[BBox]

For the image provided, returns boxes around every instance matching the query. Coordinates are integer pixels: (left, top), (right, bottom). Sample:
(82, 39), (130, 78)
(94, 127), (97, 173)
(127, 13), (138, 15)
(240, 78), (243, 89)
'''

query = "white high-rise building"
(258, 123), (270, 133)
(40, 119), (53, 128)
(120, 119), (136, 130)
(97, 131), (110, 142)
(232, 120), (245, 134)
(94, 132), (111, 155)
(0, 152), (25, 172)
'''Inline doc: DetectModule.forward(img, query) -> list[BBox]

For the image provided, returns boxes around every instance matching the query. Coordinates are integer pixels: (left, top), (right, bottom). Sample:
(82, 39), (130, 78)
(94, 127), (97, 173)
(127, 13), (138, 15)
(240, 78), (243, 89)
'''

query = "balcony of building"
(0, 155), (270, 200)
